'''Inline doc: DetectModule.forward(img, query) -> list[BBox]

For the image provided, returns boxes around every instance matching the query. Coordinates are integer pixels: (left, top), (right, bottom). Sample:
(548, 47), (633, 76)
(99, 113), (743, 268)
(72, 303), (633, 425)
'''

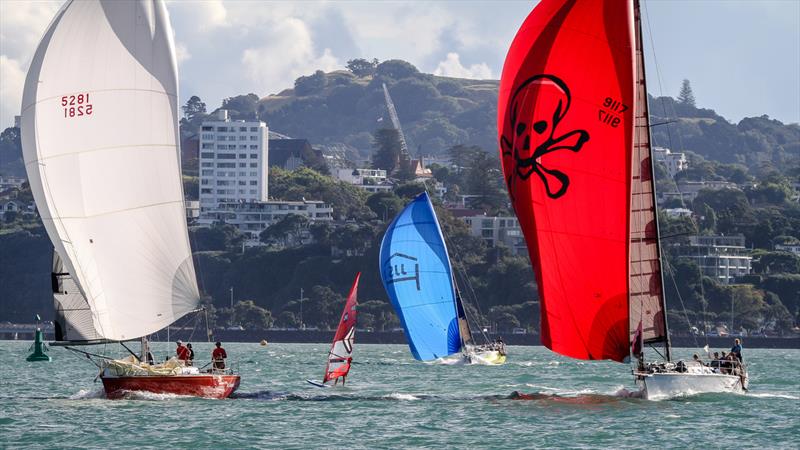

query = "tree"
(232, 300), (273, 330)
(375, 59), (420, 80)
(366, 192), (404, 221)
(678, 79), (696, 107)
(182, 95), (206, 120)
(294, 70), (327, 96)
(259, 214), (309, 247)
(372, 128), (403, 173)
(222, 93), (259, 120)
(346, 58), (378, 77)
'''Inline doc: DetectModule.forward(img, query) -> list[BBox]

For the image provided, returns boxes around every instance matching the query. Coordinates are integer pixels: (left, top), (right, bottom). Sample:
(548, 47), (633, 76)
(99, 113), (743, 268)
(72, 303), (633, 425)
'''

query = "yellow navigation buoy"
(260, 339), (268, 346)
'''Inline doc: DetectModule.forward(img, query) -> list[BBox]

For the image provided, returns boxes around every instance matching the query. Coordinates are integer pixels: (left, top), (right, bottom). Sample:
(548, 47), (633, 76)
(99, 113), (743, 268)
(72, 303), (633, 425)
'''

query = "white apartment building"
(199, 110), (269, 211)
(775, 243), (800, 256)
(198, 200), (334, 239)
(461, 215), (527, 256)
(334, 168), (388, 185)
(653, 146), (688, 178)
(658, 180), (740, 205)
(676, 235), (752, 284)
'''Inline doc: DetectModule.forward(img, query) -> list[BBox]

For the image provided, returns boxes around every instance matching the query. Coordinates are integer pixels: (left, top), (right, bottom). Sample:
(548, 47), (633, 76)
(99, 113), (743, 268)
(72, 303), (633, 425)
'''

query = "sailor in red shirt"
(176, 340), (190, 362)
(212, 341), (227, 370)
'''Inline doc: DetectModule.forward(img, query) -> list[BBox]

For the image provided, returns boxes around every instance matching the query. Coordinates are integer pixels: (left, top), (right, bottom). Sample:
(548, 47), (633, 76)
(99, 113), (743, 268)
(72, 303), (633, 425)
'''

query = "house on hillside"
(268, 138), (324, 171)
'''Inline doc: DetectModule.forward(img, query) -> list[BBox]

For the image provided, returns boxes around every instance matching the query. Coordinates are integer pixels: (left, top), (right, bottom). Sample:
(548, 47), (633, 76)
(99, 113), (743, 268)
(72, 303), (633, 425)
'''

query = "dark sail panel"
(630, 0), (668, 350)
(52, 251), (104, 343)
(497, 0), (636, 362)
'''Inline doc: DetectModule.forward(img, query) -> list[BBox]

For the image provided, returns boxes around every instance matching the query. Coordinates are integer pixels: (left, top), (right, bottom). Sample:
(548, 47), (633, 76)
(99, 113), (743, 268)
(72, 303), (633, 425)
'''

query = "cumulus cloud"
(434, 53), (492, 79)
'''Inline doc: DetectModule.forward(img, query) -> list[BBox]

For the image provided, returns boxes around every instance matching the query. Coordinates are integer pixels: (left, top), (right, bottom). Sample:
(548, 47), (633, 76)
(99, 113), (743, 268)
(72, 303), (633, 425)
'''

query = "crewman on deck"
(730, 338), (743, 361)
(176, 340), (190, 362)
(212, 341), (227, 370)
(186, 343), (195, 366)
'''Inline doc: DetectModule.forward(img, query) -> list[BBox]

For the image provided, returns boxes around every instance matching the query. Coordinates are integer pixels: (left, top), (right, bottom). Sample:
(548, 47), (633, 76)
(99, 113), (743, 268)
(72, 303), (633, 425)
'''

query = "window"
(201, 179), (209, 185)
(201, 143), (213, 149)
(216, 180), (230, 186)
(217, 126), (228, 132)
(239, 145), (247, 149)
(216, 135), (226, 141)
(250, 181), (257, 185)
(239, 136), (247, 140)
(202, 126), (213, 131)
(239, 172), (247, 176)
(216, 162), (235, 168)
(201, 188), (212, 194)
(239, 163), (246, 167)
(217, 153), (236, 159)
(201, 169), (213, 176)
(239, 127), (247, 132)
(250, 136), (258, 141)
(250, 145), (258, 149)
(250, 127), (258, 132)
(482, 229), (494, 238)
(201, 162), (213, 168)
(250, 171), (258, 176)
(250, 154), (258, 159)
(250, 163), (257, 168)
(201, 133), (213, 140)
(238, 181), (246, 186)
(200, 152), (214, 159)
(250, 189), (257, 194)
(239, 154), (247, 158)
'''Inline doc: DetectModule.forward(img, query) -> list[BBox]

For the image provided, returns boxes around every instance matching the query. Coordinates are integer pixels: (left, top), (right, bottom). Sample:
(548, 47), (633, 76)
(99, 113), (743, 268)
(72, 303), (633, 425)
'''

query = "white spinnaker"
(21, 0), (199, 341)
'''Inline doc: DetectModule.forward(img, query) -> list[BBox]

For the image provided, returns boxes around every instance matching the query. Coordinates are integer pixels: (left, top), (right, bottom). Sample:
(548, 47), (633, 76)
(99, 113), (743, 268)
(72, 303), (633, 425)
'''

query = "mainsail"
(21, 0), (199, 342)
(379, 192), (462, 361)
(52, 250), (104, 343)
(323, 273), (360, 384)
(498, 0), (644, 362)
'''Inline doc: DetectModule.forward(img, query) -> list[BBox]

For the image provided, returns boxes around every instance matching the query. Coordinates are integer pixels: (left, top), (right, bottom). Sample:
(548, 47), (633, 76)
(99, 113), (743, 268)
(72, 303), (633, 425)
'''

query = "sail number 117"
(61, 94), (92, 118)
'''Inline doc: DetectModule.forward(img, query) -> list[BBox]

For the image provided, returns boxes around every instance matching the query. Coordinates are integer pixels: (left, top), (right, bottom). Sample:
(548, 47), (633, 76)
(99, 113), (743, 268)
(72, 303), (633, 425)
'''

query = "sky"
(1, 0), (798, 130)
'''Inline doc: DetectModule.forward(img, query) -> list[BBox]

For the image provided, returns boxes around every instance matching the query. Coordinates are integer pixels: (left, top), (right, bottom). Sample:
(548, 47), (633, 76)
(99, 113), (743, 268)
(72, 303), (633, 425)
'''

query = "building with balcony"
(653, 146), (688, 178)
(199, 110), (269, 211)
(461, 214), (527, 256)
(198, 200), (333, 239)
(675, 235), (752, 284)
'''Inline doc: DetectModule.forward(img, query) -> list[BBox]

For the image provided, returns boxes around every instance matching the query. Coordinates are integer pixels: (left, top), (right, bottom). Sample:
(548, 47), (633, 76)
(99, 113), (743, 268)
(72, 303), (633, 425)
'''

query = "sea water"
(0, 341), (797, 449)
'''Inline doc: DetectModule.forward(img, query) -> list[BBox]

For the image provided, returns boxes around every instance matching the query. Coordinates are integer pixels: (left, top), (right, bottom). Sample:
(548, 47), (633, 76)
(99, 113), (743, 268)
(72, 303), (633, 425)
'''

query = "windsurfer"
(212, 342), (228, 370)
(176, 340), (190, 362)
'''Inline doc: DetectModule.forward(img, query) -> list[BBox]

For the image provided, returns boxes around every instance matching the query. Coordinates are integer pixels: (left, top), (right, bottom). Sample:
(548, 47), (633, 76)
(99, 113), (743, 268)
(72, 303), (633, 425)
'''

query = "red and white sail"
(498, 0), (663, 362)
(323, 273), (360, 384)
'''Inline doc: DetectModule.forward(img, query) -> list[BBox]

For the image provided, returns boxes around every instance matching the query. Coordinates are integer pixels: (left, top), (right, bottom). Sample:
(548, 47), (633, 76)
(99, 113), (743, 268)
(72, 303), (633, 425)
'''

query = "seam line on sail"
(23, 143), (177, 165)
(39, 199), (185, 220)
(20, 88), (177, 114)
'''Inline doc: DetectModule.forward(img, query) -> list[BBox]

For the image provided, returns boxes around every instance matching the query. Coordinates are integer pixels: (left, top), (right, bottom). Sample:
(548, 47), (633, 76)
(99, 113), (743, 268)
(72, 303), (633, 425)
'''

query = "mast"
(633, 0), (671, 361)
(453, 281), (474, 350)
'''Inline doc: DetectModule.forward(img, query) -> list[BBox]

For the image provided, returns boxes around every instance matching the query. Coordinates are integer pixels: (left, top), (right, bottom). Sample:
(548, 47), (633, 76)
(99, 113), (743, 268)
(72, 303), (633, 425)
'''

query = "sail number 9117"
(598, 97), (628, 128)
(61, 94), (93, 118)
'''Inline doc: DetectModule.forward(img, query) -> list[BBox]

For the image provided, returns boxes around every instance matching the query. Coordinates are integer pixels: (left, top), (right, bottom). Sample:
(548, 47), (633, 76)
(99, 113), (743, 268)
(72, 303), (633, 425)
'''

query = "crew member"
(176, 340), (190, 362)
(212, 341), (227, 370)
(186, 343), (195, 366)
(730, 338), (743, 361)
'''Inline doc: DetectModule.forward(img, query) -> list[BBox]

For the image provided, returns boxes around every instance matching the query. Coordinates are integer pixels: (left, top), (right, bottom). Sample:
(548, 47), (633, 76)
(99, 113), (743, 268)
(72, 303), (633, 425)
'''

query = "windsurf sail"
(498, 0), (645, 362)
(379, 192), (462, 361)
(323, 273), (360, 384)
(21, 0), (199, 342)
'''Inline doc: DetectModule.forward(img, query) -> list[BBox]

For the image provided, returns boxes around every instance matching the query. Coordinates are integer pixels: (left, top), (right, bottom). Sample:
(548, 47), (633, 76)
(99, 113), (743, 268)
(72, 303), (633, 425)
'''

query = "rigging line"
(662, 258), (701, 350)
(441, 226), (490, 343)
(643, 0), (708, 349)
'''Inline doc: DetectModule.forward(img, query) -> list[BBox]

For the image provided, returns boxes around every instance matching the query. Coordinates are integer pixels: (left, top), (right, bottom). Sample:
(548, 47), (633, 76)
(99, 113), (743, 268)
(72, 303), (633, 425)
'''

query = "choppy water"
(1, 341), (797, 449)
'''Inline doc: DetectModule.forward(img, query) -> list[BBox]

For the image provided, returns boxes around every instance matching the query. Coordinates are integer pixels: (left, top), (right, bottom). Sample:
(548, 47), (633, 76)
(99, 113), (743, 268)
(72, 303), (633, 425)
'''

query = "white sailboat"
(497, 0), (747, 399)
(21, 0), (239, 399)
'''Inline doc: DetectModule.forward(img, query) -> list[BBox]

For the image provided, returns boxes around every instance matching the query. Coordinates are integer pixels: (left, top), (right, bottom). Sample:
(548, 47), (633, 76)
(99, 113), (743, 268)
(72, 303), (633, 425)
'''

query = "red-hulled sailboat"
(21, 0), (240, 399)
(308, 273), (360, 387)
(498, 0), (747, 399)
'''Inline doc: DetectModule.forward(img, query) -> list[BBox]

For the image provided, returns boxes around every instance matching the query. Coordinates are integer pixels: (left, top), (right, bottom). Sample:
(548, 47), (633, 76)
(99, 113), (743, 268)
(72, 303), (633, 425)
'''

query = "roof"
(268, 139), (313, 168)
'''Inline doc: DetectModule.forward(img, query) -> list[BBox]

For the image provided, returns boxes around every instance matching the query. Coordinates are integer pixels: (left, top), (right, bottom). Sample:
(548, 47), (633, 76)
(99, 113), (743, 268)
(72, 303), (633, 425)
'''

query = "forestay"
(498, 0), (636, 362)
(21, 0), (199, 341)
(379, 192), (461, 361)
(323, 273), (360, 384)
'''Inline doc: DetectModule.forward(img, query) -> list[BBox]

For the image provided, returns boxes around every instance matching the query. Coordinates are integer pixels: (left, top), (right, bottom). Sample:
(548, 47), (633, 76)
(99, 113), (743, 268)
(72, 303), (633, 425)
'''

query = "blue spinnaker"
(379, 192), (461, 361)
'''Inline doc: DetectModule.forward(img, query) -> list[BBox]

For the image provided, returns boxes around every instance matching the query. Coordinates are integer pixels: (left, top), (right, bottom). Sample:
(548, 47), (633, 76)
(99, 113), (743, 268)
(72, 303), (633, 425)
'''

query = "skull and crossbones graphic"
(501, 74), (589, 200)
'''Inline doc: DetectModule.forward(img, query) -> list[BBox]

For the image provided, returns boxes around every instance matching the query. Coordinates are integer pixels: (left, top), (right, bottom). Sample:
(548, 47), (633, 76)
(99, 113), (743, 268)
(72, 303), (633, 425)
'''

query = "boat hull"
(466, 350), (507, 365)
(101, 374), (240, 399)
(637, 372), (745, 400)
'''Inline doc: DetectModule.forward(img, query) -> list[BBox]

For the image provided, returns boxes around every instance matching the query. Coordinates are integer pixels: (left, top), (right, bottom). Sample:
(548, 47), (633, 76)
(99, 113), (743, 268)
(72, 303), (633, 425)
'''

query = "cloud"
(0, 56), (26, 127)
(241, 17), (340, 96)
(174, 42), (191, 65)
(433, 53), (492, 79)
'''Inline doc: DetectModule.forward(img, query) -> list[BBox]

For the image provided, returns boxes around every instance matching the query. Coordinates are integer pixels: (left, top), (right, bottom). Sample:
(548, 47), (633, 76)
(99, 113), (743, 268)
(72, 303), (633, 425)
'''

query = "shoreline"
(2, 327), (798, 349)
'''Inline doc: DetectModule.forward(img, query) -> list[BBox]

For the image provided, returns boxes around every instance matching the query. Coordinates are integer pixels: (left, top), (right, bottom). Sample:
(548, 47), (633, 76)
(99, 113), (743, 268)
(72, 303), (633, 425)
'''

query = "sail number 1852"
(61, 94), (92, 118)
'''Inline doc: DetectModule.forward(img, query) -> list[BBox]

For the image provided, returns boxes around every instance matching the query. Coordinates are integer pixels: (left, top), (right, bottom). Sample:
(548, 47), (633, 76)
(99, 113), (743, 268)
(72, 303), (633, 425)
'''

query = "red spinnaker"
(498, 0), (635, 362)
(323, 273), (360, 383)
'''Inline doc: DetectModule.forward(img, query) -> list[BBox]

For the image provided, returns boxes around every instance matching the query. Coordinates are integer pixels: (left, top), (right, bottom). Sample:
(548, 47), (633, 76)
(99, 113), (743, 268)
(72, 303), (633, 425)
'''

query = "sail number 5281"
(61, 94), (93, 118)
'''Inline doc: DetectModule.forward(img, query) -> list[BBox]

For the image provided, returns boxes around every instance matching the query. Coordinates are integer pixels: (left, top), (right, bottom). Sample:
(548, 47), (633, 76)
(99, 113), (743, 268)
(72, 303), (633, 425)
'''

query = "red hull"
(101, 374), (240, 399)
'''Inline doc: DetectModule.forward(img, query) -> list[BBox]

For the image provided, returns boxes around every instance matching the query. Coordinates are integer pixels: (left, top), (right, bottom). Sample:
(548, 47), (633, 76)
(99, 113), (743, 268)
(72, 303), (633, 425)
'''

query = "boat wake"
(69, 388), (106, 400)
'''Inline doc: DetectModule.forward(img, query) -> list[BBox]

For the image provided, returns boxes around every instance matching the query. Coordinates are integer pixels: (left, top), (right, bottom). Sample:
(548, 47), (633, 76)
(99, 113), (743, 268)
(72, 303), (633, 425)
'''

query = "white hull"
(637, 372), (746, 400)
